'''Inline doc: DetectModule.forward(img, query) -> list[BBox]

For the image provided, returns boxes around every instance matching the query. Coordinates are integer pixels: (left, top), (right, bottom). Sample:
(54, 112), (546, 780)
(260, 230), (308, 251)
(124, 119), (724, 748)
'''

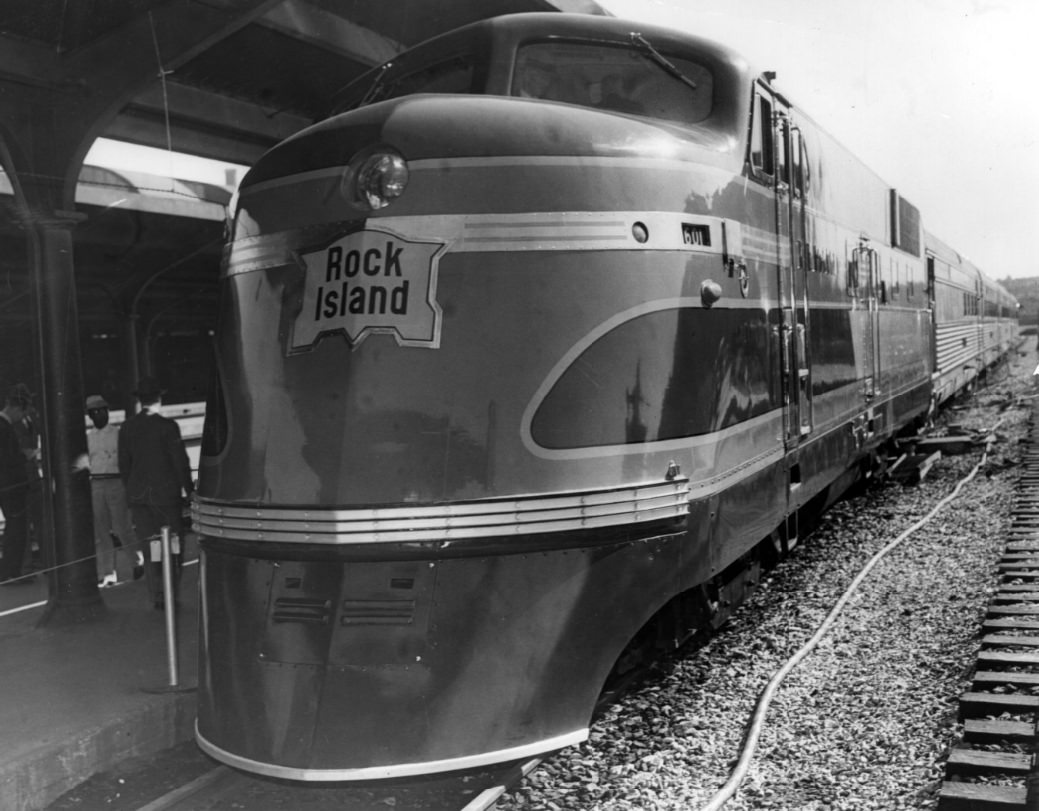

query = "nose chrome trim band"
(192, 478), (690, 545)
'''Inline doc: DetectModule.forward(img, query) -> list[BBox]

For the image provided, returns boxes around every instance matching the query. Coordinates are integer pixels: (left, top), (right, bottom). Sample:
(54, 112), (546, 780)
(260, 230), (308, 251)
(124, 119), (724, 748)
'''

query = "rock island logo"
(292, 228), (444, 350)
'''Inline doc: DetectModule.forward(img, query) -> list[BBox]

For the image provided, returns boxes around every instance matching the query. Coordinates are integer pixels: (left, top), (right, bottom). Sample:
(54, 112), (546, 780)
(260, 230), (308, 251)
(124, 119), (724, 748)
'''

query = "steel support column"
(30, 211), (105, 624)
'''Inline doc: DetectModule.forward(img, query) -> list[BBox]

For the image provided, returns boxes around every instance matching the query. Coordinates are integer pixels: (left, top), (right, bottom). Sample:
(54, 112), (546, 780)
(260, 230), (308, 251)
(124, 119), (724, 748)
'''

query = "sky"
(85, 0), (1039, 281)
(599, 0), (1039, 281)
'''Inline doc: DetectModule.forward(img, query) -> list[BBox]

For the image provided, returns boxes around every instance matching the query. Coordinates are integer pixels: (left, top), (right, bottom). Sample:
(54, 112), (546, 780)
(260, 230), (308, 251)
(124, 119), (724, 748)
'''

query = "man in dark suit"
(118, 377), (194, 608)
(0, 384), (33, 584)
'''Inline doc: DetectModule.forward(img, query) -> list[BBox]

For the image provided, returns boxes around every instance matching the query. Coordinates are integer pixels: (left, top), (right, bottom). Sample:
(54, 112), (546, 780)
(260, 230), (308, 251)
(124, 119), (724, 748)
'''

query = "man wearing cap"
(86, 394), (138, 587)
(118, 378), (194, 608)
(0, 384), (33, 584)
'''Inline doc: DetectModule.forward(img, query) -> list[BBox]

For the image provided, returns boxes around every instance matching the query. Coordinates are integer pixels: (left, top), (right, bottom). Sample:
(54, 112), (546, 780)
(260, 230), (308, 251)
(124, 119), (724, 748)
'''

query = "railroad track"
(135, 760), (532, 811)
(938, 404), (1039, 811)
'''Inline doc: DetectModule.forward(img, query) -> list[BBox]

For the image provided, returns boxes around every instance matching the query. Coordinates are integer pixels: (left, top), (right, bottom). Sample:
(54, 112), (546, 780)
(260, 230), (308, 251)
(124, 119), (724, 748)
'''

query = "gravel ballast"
(497, 352), (1034, 811)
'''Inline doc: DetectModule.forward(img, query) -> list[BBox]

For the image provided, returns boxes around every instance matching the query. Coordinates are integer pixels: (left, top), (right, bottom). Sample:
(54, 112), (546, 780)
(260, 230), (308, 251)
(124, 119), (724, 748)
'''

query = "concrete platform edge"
(0, 687), (198, 811)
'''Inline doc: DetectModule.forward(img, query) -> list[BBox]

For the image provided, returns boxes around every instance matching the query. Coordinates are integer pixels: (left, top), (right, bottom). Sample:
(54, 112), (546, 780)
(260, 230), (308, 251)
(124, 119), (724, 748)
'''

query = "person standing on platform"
(118, 378), (194, 609)
(86, 394), (140, 587)
(0, 384), (33, 585)
(12, 384), (43, 574)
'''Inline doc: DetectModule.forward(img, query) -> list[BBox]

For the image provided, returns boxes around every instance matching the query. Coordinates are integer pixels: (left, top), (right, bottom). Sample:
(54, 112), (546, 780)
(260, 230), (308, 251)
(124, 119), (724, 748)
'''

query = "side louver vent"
(272, 597), (333, 624)
(340, 599), (416, 626)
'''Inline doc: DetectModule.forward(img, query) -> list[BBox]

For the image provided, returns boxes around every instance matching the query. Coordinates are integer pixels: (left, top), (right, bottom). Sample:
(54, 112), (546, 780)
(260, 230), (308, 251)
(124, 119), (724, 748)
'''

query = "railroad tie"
(939, 408), (1039, 811)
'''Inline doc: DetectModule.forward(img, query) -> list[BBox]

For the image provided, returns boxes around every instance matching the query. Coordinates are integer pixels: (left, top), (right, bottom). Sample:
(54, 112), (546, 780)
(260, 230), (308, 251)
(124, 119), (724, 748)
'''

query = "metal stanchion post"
(160, 525), (178, 688)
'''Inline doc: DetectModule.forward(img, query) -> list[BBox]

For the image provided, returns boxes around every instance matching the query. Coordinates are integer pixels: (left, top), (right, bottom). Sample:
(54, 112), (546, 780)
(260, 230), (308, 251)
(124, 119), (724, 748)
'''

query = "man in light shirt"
(86, 394), (139, 587)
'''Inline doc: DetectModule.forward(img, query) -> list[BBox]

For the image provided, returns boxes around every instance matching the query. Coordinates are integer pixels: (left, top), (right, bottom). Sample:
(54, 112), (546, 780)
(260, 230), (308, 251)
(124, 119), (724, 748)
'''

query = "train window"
(798, 133), (809, 195)
(776, 117), (789, 188)
(334, 54), (478, 111)
(749, 91), (774, 178)
(512, 41), (714, 125)
(790, 127), (805, 197)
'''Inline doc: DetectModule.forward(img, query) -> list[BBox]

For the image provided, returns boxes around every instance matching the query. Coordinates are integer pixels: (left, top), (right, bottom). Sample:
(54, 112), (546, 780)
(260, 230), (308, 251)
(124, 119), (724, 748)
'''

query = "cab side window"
(749, 90), (774, 180)
(791, 128), (806, 197)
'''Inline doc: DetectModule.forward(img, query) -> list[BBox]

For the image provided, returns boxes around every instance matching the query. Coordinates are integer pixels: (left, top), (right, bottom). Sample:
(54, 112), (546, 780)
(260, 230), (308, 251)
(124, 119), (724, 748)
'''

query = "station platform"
(0, 555), (200, 811)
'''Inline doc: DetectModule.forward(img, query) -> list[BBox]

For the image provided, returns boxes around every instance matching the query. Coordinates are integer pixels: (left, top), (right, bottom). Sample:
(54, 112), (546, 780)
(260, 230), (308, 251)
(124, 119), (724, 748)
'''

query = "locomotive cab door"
(773, 99), (812, 445)
(854, 240), (880, 401)
(763, 90), (813, 551)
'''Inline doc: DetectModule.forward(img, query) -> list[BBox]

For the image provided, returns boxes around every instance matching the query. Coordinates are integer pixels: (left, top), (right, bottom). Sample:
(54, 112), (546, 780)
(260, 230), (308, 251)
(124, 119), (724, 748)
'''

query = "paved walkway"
(0, 557), (199, 811)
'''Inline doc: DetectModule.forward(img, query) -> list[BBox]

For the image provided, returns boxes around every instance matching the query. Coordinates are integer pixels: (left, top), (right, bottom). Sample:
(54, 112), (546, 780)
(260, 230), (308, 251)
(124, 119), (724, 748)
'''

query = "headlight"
(342, 147), (409, 211)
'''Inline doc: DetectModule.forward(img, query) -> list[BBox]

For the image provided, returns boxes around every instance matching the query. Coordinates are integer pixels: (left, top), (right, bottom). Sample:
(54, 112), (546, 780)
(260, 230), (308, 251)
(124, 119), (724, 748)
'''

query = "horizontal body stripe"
(685, 443), (785, 499)
(223, 211), (741, 277)
(196, 724), (586, 782)
(193, 478), (690, 545)
(237, 155), (718, 199)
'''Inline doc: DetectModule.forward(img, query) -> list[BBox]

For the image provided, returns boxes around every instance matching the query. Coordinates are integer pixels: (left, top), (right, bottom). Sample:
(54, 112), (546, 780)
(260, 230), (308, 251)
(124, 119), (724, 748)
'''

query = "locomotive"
(192, 12), (1018, 780)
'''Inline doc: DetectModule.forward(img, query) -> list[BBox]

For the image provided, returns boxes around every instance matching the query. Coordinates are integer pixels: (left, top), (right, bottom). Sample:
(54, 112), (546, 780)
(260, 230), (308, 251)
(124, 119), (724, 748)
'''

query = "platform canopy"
(0, 0), (610, 396)
(0, 0), (606, 166)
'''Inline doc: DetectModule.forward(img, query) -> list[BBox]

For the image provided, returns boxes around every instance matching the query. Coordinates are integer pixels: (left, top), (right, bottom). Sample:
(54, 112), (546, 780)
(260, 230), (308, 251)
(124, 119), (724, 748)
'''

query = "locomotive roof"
(331, 12), (757, 118)
(471, 12), (751, 70)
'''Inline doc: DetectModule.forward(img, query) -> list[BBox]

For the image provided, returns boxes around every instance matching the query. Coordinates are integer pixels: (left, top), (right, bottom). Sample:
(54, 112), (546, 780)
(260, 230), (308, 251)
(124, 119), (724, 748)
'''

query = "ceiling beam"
(104, 80), (311, 165)
(64, 0), (288, 85)
(104, 111), (271, 167)
(259, 0), (402, 66)
(0, 36), (70, 91)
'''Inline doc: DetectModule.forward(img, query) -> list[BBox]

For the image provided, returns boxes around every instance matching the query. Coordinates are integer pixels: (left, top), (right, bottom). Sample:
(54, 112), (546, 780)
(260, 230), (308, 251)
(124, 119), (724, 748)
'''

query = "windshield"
(512, 40), (714, 125)
(335, 53), (478, 112)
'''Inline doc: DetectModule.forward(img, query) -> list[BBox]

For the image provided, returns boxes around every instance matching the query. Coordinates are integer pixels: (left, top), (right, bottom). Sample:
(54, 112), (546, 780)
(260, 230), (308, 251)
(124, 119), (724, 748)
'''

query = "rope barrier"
(0, 540), (198, 587)
(0, 551), (99, 585)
